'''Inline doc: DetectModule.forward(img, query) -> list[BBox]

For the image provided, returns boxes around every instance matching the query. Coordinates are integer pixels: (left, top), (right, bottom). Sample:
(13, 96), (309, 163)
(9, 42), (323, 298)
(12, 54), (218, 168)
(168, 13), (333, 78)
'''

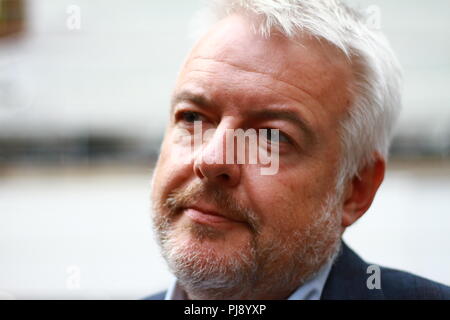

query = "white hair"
(190, 0), (403, 188)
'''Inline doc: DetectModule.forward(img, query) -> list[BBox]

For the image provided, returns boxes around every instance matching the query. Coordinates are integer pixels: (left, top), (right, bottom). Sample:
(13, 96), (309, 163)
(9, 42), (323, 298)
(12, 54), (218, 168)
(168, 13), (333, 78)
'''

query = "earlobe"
(341, 154), (386, 228)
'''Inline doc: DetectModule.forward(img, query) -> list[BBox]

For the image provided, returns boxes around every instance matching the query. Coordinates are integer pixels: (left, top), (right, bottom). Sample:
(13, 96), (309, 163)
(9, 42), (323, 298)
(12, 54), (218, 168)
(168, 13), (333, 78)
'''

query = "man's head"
(151, 0), (402, 300)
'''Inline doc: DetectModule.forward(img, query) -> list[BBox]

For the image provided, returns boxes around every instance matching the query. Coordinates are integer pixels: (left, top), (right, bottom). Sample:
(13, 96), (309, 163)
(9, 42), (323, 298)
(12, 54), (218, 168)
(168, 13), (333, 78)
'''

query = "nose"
(193, 127), (241, 188)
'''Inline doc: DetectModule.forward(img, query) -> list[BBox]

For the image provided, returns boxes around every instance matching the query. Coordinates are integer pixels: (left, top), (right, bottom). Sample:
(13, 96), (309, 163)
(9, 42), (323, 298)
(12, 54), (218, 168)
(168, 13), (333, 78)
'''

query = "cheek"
(246, 165), (334, 231)
(151, 132), (194, 201)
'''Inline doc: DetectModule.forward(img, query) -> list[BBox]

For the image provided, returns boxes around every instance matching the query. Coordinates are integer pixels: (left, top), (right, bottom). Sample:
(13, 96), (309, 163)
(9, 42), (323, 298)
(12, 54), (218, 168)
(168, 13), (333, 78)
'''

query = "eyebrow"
(246, 109), (316, 145)
(171, 91), (214, 113)
(171, 91), (316, 144)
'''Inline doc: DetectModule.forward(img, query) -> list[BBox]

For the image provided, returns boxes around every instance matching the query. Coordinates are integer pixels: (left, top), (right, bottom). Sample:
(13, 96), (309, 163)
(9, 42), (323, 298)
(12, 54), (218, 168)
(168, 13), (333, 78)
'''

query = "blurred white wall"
(0, 0), (204, 139)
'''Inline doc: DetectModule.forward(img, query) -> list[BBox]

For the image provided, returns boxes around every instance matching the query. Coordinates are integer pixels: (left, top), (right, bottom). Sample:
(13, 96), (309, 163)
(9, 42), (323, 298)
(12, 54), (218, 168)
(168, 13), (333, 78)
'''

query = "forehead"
(175, 14), (353, 121)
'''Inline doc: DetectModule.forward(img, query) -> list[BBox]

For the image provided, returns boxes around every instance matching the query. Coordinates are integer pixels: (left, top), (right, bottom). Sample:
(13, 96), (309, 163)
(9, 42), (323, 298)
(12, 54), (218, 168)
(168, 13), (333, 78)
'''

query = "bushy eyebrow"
(171, 90), (316, 145)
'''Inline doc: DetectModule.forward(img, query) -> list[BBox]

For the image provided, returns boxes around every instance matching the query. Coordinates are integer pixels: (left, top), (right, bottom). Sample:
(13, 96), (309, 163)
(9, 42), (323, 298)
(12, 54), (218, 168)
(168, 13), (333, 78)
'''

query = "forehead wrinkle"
(257, 82), (320, 111)
(182, 67), (318, 112)
(189, 56), (325, 109)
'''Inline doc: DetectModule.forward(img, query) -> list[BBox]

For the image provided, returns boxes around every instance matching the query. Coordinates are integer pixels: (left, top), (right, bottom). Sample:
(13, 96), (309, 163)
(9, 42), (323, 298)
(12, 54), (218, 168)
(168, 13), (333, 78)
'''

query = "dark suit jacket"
(145, 242), (450, 300)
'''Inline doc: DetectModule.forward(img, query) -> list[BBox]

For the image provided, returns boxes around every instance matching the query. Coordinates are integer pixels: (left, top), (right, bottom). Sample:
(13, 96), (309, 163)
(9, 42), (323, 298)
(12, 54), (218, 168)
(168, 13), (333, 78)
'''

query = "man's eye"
(263, 129), (291, 144)
(179, 111), (203, 123)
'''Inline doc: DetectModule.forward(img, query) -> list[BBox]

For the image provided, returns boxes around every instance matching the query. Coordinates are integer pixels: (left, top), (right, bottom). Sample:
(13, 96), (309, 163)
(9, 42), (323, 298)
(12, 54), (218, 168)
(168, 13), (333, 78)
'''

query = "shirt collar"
(165, 278), (188, 300)
(287, 258), (333, 300)
(165, 258), (334, 300)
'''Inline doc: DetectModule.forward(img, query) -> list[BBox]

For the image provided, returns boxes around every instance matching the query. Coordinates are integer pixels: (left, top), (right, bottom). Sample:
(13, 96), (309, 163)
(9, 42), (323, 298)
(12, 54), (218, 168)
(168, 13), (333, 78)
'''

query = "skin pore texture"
(151, 14), (385, 300)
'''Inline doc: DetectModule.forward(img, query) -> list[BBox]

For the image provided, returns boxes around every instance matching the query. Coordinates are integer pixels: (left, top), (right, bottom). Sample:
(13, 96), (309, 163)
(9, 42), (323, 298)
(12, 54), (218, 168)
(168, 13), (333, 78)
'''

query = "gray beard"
(152, 189), (343, 300)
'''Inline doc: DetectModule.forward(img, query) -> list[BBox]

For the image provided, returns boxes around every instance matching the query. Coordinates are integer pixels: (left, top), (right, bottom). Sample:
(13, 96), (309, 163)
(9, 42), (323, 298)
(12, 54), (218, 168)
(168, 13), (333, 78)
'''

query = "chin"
(161, 225), (258, 292)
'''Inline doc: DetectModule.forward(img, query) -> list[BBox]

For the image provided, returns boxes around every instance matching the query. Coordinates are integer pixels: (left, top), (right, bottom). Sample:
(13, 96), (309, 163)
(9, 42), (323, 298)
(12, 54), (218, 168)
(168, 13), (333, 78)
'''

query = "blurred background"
(0, 0), (449, 299)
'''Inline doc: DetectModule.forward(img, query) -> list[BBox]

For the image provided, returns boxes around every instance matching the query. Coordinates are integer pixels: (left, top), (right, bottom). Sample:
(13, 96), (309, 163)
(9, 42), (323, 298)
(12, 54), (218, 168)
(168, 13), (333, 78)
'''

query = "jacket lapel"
(321, 241), (385, 300)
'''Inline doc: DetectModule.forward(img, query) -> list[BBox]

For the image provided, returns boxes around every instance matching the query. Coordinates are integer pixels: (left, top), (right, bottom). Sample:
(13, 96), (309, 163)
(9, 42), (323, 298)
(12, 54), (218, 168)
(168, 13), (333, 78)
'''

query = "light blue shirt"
(165, 259), (334, 300)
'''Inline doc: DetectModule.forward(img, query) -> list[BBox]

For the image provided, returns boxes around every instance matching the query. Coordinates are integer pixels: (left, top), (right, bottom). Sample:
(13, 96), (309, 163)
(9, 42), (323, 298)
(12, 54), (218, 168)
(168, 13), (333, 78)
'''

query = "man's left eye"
(263, 129), (291, 144)
(180, 111), (203, 123)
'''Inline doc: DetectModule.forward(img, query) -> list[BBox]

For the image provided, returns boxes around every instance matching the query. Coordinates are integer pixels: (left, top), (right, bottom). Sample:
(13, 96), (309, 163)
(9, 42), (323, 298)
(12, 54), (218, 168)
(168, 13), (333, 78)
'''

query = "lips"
(184, 204), (244, 226)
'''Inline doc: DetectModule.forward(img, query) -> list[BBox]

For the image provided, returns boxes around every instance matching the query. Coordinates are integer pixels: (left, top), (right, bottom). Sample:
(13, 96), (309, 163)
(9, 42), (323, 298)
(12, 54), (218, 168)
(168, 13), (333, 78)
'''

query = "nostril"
(193, 158), (240, 187)
(194, 165), (205, 179)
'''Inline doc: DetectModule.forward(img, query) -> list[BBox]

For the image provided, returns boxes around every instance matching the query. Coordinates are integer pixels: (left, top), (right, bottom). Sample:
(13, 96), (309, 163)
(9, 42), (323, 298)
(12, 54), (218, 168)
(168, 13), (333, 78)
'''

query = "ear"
(341, 153), (386, 228)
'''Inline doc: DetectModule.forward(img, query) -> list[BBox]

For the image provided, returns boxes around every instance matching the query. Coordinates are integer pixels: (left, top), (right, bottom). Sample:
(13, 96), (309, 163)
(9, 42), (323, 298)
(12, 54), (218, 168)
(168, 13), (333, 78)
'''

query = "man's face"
(151, 15), (354, 299)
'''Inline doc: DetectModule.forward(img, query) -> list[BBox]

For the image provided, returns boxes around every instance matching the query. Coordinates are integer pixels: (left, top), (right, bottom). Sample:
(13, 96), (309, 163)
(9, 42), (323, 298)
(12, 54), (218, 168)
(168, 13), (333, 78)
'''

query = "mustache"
(163, 181), (261, 234)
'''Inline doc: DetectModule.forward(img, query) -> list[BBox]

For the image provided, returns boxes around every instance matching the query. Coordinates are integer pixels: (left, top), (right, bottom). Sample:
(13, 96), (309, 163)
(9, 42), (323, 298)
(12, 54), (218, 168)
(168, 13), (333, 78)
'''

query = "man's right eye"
(178, 111), (204, 123)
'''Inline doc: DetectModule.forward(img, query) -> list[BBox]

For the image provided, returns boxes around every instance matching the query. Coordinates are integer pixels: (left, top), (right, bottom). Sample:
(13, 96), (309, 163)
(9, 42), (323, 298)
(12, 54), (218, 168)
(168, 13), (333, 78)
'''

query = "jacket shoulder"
(322, 242), (450, 300)
(380, 266), (450, 300)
